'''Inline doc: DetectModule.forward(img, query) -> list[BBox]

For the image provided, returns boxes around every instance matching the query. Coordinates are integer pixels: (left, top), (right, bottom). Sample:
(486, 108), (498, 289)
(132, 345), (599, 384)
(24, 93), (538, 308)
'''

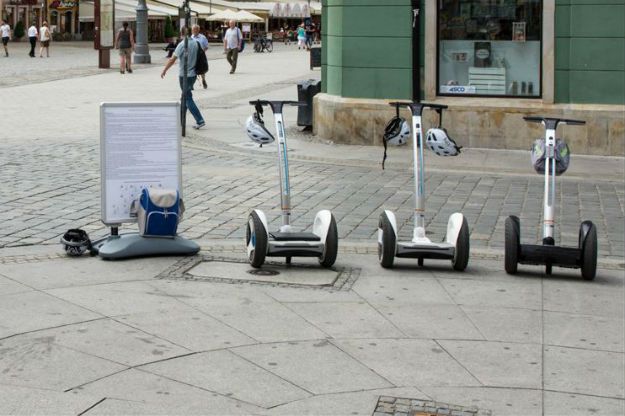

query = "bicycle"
(253, 36), (273, 53)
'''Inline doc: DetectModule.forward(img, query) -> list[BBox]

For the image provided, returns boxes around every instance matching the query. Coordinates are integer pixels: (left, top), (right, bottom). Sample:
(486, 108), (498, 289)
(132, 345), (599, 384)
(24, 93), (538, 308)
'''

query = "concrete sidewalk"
(0, 41), (623, 415)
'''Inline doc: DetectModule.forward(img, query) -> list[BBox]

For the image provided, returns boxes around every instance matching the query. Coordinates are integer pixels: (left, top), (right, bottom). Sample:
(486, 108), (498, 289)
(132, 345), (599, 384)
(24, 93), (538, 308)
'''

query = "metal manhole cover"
(247, 269), (280, 276)
(157, 256), (361, 291)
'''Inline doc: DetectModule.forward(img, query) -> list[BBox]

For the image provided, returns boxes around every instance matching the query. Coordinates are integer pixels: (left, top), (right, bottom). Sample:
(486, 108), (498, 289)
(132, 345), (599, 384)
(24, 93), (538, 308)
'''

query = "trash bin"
(297, 79), (321, 128)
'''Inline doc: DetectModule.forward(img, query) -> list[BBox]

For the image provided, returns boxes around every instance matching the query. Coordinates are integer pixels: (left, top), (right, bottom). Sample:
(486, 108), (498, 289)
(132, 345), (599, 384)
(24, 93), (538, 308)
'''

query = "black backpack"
(195, 40), (208, 75)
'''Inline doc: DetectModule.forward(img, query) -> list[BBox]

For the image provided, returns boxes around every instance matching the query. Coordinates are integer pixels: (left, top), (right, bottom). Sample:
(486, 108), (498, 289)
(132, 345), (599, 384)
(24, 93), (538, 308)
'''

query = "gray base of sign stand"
(93, 233), (200, 260)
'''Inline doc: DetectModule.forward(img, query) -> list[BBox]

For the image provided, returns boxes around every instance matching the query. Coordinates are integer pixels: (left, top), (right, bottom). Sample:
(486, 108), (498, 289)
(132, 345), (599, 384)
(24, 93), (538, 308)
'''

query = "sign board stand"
(95, 0), (115, 69)
(96, 102), (199, 260)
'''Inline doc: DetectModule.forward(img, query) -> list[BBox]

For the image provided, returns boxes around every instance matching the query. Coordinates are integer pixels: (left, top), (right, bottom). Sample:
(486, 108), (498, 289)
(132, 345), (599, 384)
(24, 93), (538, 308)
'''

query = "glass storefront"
(438, 0), (542, 97)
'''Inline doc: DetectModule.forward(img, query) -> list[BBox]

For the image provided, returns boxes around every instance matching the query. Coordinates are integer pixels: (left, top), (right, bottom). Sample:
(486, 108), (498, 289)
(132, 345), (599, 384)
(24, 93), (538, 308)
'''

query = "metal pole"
(180, 0), (189, 137)
(134, 0), (151, 63)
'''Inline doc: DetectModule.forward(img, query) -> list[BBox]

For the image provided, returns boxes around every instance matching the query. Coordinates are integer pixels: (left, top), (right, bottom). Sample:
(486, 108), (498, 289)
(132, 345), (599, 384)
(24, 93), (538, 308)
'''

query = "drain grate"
(373, 396), (491, 416)
(247, 269), (280, 276)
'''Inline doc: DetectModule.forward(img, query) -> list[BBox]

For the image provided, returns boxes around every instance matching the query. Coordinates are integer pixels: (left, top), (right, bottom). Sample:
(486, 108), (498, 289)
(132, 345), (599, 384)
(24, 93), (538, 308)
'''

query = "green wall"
(321, 0), (419, 99)
(555, 0), (625, 104)
(322, 0), (624, 105)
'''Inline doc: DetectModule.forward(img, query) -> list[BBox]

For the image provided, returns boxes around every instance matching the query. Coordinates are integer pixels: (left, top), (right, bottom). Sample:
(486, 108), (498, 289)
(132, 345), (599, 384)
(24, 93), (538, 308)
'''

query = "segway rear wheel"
(580, 221), (597, 281)
(505, 216), (520, 274)
(319, 214), (338, 268)
(378, 213), (396, 268)
(246, 212), (267, 268)
(452, 217), (470, 271)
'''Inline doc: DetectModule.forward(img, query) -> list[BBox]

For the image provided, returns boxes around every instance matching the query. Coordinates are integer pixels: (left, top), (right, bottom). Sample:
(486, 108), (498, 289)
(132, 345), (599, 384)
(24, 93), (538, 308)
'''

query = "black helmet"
(60, 229), (92, 257)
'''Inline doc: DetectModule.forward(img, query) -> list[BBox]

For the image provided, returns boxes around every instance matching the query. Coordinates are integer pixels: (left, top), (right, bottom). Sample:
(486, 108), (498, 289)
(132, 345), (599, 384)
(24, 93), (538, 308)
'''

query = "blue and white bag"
(131, 188), (184, 238)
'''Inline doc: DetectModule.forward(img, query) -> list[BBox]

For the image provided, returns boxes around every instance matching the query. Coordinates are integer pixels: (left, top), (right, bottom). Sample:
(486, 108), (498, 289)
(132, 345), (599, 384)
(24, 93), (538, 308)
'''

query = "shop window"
(438, 0), (542, 97)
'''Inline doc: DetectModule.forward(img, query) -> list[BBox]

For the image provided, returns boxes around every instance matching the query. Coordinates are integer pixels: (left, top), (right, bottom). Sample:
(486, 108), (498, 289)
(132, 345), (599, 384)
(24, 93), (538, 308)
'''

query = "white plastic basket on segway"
(244, 100), (338, 268)
(378, 101), (469, 271)
(504, 116), (597, 280)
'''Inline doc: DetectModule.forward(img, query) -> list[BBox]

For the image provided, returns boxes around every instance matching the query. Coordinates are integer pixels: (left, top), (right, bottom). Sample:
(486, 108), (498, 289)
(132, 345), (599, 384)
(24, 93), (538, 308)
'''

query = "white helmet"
(246, 113), (275, 145)
(383, 116), (410, 146)
(425, 128), (462, 156)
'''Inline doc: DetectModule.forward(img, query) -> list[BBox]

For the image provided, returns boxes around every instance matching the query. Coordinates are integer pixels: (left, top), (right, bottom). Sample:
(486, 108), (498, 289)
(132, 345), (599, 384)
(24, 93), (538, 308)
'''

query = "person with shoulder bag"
(38, 21), (52, 57)
(223, 20), (242, 74)
(115, 21), (134, 74)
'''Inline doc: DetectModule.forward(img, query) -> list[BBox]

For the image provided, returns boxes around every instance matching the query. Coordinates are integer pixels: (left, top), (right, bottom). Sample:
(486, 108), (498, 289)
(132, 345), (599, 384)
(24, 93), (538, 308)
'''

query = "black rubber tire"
(452, 217), (470, 271)
(505, 216), (520, 274)
(378, 213), (396, 268)
(266, 41), (273, 53)
(418, 257), (424, 267)
(319, 214), (338, 268)
(246, 212), (267, 268)
(581, 222), (597, 281)
(546, 263), (552, 275)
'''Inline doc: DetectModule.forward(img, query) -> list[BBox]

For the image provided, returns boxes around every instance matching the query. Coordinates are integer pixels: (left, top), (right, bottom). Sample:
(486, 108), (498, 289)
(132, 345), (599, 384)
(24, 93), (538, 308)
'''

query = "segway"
(245, 100), (338, 268)
(378, 101), (470, 270)
(505, 116), (597, 280)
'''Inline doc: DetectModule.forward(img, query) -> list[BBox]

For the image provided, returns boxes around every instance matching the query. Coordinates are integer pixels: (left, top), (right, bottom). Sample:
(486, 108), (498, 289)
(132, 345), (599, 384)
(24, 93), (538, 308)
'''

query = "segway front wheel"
(378, 213), (396, 268)
(452, 217), (470, 271)
(319, 214), (338, 268)
(505, 216), (520, 274)
(246, 212), (267, 268)
(580, 221), (597, 281)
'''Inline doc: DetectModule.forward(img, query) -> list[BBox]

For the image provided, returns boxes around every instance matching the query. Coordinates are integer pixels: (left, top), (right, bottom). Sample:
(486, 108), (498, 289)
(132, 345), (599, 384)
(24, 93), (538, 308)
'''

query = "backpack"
(531, 138), (571, 176)
(130, 188), (184, 238)
(195, 39), (208, 75)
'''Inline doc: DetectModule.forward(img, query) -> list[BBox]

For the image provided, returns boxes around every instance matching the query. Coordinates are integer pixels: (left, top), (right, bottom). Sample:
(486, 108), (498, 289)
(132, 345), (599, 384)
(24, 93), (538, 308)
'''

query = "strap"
(255, 100), (264, 119)
(382, 136), (388, 170)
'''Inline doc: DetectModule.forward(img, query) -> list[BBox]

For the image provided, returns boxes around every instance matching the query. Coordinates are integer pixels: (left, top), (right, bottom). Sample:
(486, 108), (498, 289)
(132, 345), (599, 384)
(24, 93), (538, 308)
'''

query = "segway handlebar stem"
(249, 100), (306, 114)
(523, 116), (585, 130)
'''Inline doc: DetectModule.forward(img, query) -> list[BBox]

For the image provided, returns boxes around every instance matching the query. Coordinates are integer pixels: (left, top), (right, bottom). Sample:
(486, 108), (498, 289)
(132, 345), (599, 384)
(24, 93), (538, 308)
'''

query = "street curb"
(3, 241), (623, 270)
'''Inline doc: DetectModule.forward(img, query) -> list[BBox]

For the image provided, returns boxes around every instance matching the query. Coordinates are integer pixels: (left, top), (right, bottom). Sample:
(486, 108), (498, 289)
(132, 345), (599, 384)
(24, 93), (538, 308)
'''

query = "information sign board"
(100, 102), (182, 225)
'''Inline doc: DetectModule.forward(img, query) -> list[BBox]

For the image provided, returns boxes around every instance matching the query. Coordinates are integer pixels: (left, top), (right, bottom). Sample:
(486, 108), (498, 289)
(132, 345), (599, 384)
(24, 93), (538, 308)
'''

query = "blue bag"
(132, 188), (184, 238)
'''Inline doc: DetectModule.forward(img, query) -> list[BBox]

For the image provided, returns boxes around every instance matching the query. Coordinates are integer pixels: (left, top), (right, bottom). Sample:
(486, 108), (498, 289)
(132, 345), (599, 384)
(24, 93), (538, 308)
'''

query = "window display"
(438, 0), (542, 97)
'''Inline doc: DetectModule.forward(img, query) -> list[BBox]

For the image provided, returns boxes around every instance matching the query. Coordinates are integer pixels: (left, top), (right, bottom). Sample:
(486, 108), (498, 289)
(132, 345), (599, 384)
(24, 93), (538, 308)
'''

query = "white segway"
(378, 101), (469, 270)
(244, 100), (338, 268)
(505, 116), (597, 280)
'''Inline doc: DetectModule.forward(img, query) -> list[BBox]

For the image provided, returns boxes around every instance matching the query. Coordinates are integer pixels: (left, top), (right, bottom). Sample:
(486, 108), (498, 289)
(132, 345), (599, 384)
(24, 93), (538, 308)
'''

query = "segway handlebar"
(389, 101), (448, 116)
(249, 100), (306, 114)
(523, 116), (585, 130)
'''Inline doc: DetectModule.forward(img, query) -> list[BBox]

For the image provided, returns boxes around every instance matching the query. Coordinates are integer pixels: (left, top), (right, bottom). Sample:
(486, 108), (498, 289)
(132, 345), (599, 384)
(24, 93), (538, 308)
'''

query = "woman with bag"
(115, 21), (135, 74)
(38, 21), (52, 57)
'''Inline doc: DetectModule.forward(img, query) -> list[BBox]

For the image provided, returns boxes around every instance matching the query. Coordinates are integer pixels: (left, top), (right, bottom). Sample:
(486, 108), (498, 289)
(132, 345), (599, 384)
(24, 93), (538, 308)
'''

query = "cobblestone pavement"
(1, 136), (624, 263)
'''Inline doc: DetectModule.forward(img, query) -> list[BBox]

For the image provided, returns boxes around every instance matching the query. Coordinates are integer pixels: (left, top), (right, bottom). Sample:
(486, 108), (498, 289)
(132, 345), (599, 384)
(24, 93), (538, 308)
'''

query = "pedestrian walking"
(115, 21), (134, 74)
(191, 24), (209, 89)
(27, 22), (37, 57)
(161, 27), (206, 130)
(1, 20), (10, 57)
(305, 24), (314, 50)
(223, 20), (242, 74)
(38, 21), (51, 57)
(297, 24), (306, 50)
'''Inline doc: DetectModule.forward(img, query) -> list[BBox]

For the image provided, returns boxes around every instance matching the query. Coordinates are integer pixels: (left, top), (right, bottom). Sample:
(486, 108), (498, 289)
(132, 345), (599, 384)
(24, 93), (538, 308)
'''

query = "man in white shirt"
(0, 20), (10, 57)
(223, 20), (242, 74)
(191, 24), (209, 88)
(27, 22), (38, 57)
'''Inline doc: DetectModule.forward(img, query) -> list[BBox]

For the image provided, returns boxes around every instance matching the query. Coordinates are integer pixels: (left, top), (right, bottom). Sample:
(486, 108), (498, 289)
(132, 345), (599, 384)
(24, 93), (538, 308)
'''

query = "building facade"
(315, 0), (624, 156)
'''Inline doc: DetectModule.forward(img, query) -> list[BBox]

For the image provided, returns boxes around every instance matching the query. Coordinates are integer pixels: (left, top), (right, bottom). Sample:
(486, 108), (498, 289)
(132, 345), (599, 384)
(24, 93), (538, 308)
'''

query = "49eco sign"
(440, 85), (476, 94)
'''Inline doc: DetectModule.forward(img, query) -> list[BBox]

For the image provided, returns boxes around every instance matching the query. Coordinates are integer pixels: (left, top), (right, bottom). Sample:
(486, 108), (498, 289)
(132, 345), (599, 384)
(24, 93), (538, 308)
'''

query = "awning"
(79, 0), (175, 22)
(204, 8), (238, 21)
(234, 10), (263, 23)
